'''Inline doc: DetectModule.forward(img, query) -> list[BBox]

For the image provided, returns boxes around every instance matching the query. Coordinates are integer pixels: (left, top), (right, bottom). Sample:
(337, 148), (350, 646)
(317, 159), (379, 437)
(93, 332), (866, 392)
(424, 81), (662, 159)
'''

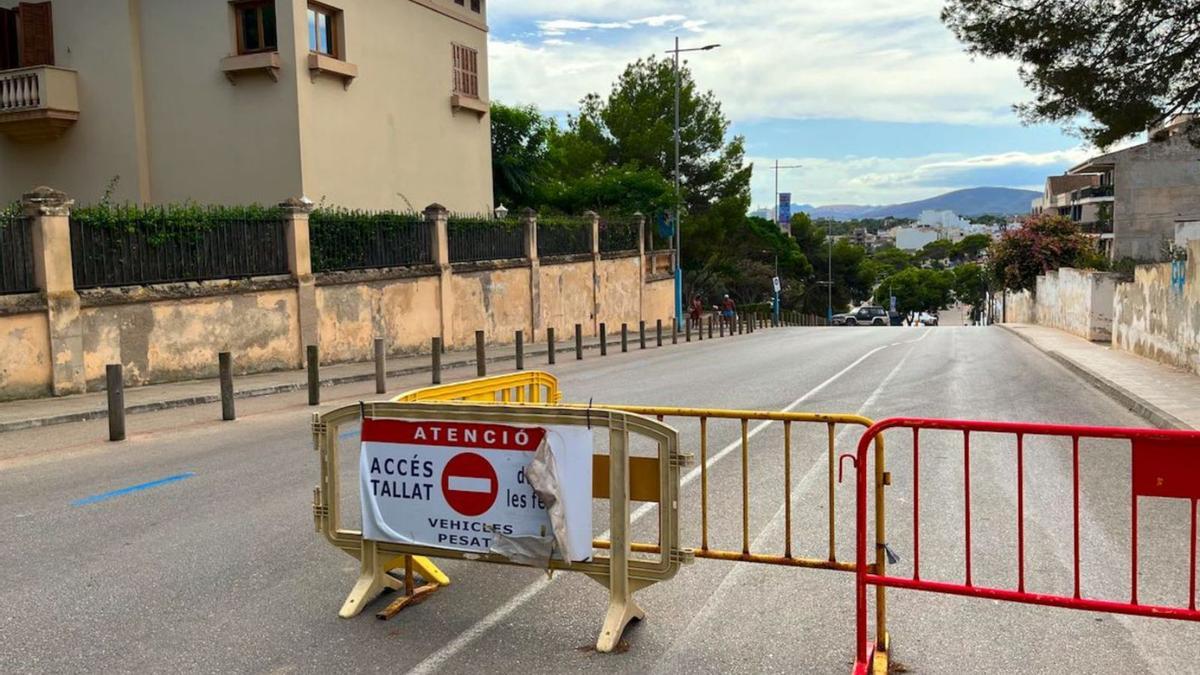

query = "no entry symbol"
(441, 452), (499, 516)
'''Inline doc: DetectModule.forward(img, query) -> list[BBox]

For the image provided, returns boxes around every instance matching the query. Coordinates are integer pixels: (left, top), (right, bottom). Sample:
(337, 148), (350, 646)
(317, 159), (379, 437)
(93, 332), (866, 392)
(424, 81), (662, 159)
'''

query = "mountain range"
(792, 187), (1040, 221)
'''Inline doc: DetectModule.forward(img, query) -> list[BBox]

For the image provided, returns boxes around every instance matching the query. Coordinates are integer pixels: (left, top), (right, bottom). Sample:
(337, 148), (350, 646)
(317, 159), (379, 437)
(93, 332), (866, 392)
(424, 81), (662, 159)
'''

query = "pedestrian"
(689, 294), (704, 331)
(721, 294), (736, 331)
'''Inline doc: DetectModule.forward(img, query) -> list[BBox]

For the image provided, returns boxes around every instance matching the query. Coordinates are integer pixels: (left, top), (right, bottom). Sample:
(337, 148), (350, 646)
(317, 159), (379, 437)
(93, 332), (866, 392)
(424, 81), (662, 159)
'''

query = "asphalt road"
(2, 325), (1196, 674)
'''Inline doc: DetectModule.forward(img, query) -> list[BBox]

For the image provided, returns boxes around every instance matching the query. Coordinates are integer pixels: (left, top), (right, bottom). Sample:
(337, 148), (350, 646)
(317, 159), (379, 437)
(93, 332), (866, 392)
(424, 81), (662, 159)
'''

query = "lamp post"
(761, 249), (781, 324)
(771, 160), (803, 234)
(666, 37), (721, 330)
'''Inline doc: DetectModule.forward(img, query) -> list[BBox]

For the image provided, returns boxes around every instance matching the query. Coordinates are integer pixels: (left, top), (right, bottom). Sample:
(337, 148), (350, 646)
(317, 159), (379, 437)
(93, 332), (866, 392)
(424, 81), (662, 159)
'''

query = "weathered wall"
(1034, 268), (1119, 341)
(0, 310), (53, 399)
(1109, 134), (1200, 260)
(539, 258), (596, 336)
(596, 256), (642, 328)
(78, 285), (301, 390)
(314, 272), (442, 364)
(450, 265), (533, 345)
(1113, 241), (1200, 375)
(1006, 290), (1036, 324)
(644, 277), (676, 326)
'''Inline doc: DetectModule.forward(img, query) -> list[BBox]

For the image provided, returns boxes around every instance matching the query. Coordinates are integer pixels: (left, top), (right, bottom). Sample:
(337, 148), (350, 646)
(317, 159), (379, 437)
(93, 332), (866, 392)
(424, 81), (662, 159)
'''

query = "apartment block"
(0, 0), (493, 212)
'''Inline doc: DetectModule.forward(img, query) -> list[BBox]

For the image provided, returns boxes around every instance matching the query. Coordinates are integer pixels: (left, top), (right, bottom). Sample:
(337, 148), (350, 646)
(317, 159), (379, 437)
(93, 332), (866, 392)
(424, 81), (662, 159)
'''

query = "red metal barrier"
(852, 418), (1200, 674)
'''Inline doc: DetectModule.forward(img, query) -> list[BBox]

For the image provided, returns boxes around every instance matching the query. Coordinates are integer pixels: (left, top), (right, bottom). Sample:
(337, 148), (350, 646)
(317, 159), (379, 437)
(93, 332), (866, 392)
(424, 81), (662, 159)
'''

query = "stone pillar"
(427, 203), (453, 348)
(25, 187), (85, 395)
(281, 198), (317, 366)
(634, 212), (647, 326)
(523, 208), (542, 341)
(587, 210), (601, 335)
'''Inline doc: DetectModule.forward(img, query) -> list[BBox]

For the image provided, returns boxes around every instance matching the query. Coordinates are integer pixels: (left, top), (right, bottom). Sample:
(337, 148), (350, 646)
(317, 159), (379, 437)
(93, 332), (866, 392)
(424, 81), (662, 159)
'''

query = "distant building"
(918, 209), (970, 229)
(751, 208), (775, 221)
(1035, 115), (1200, 260)
(895, 226), (940, 251)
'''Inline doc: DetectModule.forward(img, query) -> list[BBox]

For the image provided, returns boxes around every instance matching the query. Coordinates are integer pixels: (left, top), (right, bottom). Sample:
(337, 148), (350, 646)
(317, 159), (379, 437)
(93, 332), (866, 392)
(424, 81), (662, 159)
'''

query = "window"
(451, 43), (478, 98)
(235, 1), (277, 55)
(307, 3), (340, 58)
(0, 2), (54, 70)
(470, 0), (481, 12)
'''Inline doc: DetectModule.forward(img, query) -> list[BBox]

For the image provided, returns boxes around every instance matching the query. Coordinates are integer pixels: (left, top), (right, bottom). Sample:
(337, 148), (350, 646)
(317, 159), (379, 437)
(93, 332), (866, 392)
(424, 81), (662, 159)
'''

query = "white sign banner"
(359, 418), (593, 560)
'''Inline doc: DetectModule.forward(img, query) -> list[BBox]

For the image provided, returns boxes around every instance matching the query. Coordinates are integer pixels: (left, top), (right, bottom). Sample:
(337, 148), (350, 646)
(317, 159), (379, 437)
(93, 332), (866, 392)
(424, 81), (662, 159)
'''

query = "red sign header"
(362, 418), (546, 452)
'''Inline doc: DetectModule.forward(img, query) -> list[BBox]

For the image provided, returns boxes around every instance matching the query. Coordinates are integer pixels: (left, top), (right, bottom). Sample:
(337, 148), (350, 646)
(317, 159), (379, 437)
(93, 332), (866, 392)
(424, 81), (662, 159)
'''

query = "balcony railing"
(1071, 184), (1115, 201)
(0, 66), (80, 142)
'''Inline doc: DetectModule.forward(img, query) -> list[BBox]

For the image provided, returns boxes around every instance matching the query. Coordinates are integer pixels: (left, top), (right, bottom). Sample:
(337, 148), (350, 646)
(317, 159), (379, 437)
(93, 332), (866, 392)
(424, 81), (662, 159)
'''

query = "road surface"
(1, 325), (1195, 673)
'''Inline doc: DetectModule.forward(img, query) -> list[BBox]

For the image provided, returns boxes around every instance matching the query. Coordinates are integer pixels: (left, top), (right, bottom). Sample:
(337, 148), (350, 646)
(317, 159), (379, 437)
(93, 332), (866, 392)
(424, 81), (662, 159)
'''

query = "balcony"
(1071, 184), (1115, 201)
(0, 66), (80, 142)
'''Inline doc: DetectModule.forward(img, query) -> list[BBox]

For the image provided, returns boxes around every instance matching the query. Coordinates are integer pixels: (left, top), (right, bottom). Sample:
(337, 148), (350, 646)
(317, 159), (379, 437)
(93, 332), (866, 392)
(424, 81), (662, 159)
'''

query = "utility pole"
(667, 38), (721, 330)
(827, 232), (834, 323)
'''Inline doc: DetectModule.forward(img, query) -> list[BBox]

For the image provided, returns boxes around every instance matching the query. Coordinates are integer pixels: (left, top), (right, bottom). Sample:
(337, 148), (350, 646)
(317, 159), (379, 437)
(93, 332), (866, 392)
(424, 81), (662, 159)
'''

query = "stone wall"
(1112, 241), (1200, 375)
(1005, 290), (1036, 324)
(0, 307), (52, 399)
(1034, 268), (1120, 341)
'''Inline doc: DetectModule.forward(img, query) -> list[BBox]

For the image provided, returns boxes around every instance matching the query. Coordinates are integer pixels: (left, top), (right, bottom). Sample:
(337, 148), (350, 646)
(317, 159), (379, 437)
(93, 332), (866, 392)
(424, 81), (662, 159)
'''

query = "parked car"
(918, 311), (939, 326)
(832, 306), (889, 326)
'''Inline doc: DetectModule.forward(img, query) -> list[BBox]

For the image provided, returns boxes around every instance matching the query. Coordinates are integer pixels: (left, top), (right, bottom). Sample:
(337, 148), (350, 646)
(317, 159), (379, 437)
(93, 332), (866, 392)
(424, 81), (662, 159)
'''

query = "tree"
(916, 239), (956, 266)
(874, 267), (955, 315)
(988, 214), (1099, 292)
(953, 263), (988, 322)
(953, 233), (992, 262)
(490, 103), (552, 209)
(943, 0), (1200, 147)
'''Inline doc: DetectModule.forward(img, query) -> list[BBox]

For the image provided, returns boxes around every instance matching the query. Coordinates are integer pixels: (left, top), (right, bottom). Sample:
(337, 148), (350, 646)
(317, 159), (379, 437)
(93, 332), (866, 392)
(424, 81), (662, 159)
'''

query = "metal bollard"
(639, 320), (646, 349)
(657, 319), (663, 347)
(432, 337), (442, 384)
(600, 323), (608, 356)
(672, 318), (678, 344)
(621, 323), (628, 352)
(719, 317), (725, 337)
(575, 324), (583, 360)
(106, 363), (125, 441)
(686, 319), (692, 342)
(707, 316), (713, 339)
(307, 345), (320, 406)
(515, 330), (524, 370)
(547, 327), (556, 365)
(219, 351), (235, 421)
(476, 330), (487, 377)
(374, 338), (386, 395)
(748, 314), (754, 333)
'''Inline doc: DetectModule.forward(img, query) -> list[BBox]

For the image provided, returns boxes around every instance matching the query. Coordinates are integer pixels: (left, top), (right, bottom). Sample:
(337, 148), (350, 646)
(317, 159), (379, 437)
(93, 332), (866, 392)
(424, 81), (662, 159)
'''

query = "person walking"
(689, 295), (704, 331)
(721, 294), (737, 331)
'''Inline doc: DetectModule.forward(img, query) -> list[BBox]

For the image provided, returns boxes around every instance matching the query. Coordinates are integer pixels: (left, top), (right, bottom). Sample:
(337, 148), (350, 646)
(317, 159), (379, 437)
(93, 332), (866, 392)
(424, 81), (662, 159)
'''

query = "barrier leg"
(340, 541), (448, 619)
(596, 417), (644, 652)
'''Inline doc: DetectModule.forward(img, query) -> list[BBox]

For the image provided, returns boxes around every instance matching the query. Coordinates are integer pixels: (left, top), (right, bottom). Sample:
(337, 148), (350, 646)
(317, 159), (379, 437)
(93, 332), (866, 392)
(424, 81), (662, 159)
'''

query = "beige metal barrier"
(312, 400), (689, 651)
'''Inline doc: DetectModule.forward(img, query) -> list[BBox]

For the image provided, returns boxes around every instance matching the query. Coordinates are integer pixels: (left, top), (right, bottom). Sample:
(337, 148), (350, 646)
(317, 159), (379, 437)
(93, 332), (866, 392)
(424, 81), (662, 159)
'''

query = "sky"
(485, 0), (1100, 210)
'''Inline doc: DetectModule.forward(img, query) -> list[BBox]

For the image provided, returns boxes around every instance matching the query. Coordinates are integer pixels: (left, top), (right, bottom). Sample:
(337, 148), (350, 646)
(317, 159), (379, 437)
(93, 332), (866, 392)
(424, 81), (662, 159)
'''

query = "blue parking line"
(71, 472), (196, 507)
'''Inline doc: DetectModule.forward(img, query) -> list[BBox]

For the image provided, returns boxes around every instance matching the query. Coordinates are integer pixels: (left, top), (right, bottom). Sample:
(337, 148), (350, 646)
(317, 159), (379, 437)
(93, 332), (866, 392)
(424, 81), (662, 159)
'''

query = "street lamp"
(771, 160), (802, 234)
(827, 232), (834, 323)
(666, 38), (721, 330)
(760, 249), (781, 325)
(494, 203), (508, 220)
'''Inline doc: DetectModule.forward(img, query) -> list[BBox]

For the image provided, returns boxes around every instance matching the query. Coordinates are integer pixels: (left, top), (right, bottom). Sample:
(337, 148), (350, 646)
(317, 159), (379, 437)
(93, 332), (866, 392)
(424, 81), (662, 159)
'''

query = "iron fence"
(599, 216), (640, 253)
(0, 213), (36, 295)
(448, 214), (525, 263)
(537, 216), (592, 257)
(70, 207), (289, 289)
(310, 210), (431, 272)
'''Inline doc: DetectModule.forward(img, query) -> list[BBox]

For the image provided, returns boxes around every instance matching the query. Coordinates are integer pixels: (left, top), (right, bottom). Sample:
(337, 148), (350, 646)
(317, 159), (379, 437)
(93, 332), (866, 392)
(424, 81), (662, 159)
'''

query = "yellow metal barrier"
(391, 372), (891, 668)
(394, 371), (562, 405)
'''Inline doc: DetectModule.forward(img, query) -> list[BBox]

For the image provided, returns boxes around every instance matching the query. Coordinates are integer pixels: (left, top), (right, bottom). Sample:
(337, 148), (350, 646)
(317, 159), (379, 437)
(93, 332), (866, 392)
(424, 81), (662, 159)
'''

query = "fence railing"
(310, 210), (431, 272)
(0, 213), (36, 295)
(600, 217), (640, 253)
(69, 207), (290, 289)
(536, 216), (592, 257)
(448, 214), (525, 263)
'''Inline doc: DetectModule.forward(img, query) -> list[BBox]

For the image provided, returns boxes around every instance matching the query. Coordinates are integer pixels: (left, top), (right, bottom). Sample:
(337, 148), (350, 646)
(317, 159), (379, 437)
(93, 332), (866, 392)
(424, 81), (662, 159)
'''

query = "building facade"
(0, 0), (493, 212)
(1032, 116), (1200, 261)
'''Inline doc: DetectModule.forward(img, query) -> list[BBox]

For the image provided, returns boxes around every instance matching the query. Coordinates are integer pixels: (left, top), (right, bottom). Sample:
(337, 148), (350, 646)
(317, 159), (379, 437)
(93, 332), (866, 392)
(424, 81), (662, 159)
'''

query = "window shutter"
(18, 2), (54, 67)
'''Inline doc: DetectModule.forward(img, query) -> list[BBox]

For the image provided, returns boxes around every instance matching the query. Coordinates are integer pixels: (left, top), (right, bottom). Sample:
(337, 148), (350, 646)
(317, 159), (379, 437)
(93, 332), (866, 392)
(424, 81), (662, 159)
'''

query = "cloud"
(493, 1), (1033, 126)
(748, 148), (1093, 207)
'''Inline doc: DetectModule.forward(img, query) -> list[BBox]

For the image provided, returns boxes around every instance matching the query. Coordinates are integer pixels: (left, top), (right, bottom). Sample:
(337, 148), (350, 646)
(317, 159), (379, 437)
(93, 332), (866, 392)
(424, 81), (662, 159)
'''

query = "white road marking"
(405, 336), (912, 675)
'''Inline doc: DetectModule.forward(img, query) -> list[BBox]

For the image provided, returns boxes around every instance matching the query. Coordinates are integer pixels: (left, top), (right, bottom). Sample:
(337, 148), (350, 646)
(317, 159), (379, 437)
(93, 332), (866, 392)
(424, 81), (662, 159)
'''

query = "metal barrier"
(394, 370), (562, 405)
(390, 372), (891, 666)
(314, 395), (689, 650)
(851, 417), (1200, 674)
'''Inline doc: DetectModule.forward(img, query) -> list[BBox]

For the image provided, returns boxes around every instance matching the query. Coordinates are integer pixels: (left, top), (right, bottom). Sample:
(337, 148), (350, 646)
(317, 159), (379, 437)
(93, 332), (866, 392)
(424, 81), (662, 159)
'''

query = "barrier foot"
(871, 633), (890, 675)
(339, 545), (449, 618)
(595, 596), (644, 653)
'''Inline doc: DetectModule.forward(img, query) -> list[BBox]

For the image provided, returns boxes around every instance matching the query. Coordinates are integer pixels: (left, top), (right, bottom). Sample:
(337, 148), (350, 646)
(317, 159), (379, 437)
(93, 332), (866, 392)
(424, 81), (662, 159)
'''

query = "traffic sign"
(772, 276), (782, 293)
(359, 417), (593, 559)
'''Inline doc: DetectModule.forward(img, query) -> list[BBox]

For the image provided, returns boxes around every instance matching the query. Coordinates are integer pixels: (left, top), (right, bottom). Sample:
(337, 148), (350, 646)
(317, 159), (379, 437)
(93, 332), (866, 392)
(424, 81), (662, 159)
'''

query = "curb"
(999, 325), (1191, 430)
(0, 328), (752, 433)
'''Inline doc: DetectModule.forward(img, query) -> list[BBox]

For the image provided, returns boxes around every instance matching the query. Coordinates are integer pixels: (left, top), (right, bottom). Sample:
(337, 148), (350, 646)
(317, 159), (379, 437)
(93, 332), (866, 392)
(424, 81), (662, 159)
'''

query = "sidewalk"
(1000, 323), (1200, 430)
(0, 331), (644, 433)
